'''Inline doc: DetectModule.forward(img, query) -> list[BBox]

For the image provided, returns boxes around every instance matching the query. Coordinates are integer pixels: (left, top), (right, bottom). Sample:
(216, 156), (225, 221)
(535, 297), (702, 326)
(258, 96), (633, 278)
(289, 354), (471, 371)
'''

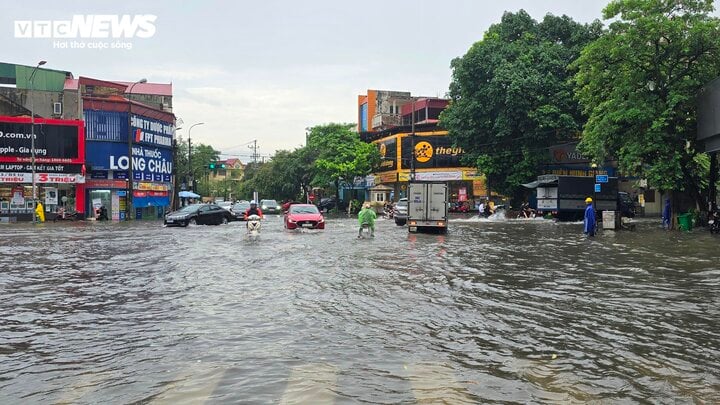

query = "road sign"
(596, 174), (608, 183)
(594, 184), (601, 193)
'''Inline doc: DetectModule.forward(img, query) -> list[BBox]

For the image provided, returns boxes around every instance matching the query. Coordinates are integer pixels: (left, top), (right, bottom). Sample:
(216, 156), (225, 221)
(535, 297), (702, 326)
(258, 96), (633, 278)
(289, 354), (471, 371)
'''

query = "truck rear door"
(408, 183), (427, 221)
(427, 183), (447, 221)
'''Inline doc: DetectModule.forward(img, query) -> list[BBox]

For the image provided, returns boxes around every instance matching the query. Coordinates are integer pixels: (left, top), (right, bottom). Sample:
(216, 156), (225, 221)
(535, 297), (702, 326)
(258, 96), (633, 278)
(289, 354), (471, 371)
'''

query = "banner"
(375, 137), (397, 172)
(0, 118), (83, 163)
(85, 141), (173, 182)
(414, 171), (463, 181)
(0, 163), (83, 173)
(0, 172), (86, 183)
(400, 135), (465, 169)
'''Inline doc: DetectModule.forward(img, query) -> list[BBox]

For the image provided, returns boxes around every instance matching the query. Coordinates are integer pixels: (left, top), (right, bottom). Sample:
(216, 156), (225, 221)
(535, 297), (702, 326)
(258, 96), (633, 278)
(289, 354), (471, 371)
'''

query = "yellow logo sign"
(379, 143), (387, 158)
(415, 141), (433, 163)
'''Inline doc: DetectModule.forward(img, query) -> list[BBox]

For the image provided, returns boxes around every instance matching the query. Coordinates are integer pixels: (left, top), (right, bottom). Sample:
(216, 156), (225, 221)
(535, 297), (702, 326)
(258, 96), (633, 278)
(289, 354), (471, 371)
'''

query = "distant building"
(357, 90), (413, 132)
(356, 90), (480, 205)
(209, 158), (245, 182)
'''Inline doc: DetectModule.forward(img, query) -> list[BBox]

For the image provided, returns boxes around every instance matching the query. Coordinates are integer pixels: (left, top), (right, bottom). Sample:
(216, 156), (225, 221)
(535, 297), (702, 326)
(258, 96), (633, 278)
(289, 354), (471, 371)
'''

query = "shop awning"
(134, 195), (170, 207)
(178, 191), (200, 198)
(522, 176), (559, 189)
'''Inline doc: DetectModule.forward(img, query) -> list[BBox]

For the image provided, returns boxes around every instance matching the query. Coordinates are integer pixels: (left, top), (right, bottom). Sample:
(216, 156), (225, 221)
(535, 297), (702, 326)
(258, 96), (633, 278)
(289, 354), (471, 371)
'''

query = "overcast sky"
(4, 0), (716, 162)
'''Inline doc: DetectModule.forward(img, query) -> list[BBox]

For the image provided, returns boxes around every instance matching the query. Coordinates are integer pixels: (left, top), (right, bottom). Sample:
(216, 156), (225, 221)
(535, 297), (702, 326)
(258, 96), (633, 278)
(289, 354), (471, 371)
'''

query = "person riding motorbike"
(358, 203), (377, 238)
(244, 200), (264, 220)
(520, 202), (536, 218)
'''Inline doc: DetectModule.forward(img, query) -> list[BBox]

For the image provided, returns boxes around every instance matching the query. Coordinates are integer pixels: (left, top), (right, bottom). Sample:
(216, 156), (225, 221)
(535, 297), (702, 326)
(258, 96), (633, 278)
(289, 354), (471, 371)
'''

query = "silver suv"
(393, 198), (408, 226)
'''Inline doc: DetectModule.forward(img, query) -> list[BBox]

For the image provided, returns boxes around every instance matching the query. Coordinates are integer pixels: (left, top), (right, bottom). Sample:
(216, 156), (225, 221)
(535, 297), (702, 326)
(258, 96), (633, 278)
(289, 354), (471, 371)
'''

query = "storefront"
(0, 116), (85, 222)
(84, 109), (174, 220)
(369, 128), (481, 205)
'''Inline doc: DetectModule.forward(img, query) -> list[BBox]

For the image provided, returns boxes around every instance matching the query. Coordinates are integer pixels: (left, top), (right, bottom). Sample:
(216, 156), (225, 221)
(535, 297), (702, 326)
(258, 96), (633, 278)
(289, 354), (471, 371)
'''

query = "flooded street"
(1, 216), (719, 404)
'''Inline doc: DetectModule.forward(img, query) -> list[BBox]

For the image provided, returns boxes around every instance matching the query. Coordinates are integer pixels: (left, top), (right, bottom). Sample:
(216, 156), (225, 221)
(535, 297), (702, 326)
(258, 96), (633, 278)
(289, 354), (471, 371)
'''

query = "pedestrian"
(98, 205), (108, 221)
(35, 200), (45, 222)
(478, 201), (485, 217)
(358, 202), (376, 238)
(583, 197), (596, 237)
(662, 198), (671, 230)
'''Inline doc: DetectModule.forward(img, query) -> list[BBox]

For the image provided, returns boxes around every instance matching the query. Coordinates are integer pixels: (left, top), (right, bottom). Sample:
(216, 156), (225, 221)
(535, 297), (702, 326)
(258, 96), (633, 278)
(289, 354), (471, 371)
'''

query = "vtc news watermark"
(14, 15), (157, 50)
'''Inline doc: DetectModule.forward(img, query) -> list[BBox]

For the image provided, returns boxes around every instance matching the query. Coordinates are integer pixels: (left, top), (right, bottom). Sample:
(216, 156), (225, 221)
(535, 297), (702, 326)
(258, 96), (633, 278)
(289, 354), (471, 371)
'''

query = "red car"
(284, 204), (325, 230)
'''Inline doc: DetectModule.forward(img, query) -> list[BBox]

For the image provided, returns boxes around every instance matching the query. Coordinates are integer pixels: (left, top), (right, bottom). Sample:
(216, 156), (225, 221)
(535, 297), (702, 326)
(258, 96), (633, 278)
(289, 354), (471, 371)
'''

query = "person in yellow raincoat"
(35, 200), (45, 222)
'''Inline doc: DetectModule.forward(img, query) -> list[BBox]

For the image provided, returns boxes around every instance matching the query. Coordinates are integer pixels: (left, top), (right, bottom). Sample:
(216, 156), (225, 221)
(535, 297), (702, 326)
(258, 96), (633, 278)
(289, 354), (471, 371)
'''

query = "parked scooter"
(53, 208), (79, 222)
(246, 214), (262, 240)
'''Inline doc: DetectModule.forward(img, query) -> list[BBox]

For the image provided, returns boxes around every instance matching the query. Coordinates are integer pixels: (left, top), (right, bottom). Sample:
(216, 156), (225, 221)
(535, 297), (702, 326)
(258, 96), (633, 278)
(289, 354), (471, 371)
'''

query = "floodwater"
(1, 214), (718, 404)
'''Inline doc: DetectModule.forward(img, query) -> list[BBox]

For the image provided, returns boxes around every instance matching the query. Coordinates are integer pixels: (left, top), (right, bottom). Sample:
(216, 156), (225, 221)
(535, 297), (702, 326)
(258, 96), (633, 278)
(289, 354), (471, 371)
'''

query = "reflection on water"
(0, 217), (718, 403)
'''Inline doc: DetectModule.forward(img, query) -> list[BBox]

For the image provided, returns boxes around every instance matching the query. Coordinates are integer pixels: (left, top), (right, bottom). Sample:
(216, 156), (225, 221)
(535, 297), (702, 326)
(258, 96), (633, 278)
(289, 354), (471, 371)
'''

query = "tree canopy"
(307, 123), (380, 194)
(442, 10), (602, 198)
(573, 0), (720, 205)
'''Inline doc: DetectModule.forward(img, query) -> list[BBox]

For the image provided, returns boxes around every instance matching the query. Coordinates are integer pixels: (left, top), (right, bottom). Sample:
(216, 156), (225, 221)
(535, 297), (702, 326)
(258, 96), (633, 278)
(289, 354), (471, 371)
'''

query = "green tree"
(306, 123), (380, 202)
(442, 11), (602, 199)
(573, 0), (720, 210)
(190, 144), (220, 196)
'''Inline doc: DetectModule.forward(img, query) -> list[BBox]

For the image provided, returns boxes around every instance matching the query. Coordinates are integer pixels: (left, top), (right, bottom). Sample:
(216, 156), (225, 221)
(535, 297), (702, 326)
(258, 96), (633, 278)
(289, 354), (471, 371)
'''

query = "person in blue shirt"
(583, 197), (596, 237)
(662, 198), (671, 230)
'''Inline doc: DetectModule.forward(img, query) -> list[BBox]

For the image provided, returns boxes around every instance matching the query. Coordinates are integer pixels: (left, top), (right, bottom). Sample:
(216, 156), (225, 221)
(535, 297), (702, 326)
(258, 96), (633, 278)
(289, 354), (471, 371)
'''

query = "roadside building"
(77, 77), (175, 220)
(0, 62), (86, 222)
(697, 77), (720, 210)
(0, 116), (86, 222)
(544, 143), (663, 216)
(357, 90), (482, 205)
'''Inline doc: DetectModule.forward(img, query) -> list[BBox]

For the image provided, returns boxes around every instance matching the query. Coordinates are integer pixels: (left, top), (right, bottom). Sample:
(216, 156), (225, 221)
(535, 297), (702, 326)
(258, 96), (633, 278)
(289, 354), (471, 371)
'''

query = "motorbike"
(517, 207), (536, 219)
(358, 222), (374, 239)
(709, 210), (720, 234)
(53, 208), (80, 222)
(246, 214), (262, 240)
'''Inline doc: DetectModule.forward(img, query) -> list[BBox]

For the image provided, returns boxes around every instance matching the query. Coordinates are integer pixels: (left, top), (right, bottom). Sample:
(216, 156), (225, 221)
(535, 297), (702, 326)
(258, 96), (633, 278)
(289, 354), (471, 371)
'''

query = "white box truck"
(407, 182), (448, 233)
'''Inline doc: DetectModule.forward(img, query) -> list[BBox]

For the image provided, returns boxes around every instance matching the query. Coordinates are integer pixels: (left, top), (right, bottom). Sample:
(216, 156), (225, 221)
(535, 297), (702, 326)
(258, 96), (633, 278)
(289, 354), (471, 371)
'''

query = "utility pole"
(248, 140), (259, 166)
(29, 60), (46, 223)
(126, 78), (147, 221)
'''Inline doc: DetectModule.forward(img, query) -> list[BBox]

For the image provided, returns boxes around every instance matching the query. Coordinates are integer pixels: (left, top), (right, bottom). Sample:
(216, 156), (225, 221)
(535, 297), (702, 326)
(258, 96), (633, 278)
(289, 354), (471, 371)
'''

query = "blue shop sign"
(86, 141), (173, 182)
(85, 110), (175, 149)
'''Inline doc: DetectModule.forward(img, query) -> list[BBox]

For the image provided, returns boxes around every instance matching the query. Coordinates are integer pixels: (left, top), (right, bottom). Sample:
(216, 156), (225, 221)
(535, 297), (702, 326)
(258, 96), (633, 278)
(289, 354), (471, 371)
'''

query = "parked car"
(260, 199), (280, 214)
(393, 198), (408, 226)
(318, 197), (336, 213)
(284, 204), (325, 230)
(230, 201), (251, 221)
(164, 204), (233, 227)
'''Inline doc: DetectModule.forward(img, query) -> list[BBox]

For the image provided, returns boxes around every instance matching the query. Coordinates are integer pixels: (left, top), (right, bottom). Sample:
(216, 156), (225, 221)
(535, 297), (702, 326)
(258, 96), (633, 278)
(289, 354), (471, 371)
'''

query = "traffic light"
(208, 163), (216, 169)
(220, 163), (226, 169)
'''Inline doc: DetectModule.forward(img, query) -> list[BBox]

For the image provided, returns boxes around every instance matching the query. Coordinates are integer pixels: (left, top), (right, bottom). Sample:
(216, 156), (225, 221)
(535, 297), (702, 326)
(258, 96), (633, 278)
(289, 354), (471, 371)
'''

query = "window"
(644, 189), (656, 203)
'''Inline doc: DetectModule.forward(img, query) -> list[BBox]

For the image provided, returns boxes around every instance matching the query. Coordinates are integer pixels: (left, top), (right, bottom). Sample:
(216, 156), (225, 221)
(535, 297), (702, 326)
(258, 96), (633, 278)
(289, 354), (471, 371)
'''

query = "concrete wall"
(128, 94), (172, 112)
(0, 87), (81, 120)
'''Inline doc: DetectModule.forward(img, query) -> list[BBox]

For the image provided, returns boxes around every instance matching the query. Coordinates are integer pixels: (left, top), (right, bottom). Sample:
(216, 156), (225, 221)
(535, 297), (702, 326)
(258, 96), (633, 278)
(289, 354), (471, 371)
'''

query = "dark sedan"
(164, 204), (233, 227)
(230, 201), (251, 221)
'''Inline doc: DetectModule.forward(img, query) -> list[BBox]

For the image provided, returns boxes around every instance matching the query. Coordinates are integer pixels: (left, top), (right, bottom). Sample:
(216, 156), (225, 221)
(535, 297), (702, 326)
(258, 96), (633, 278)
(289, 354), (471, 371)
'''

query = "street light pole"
(410, 98), (416, 182)
(188, 122), (205, 193)
(125, 78), (147, 221)
(29, 60), (46, 224)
